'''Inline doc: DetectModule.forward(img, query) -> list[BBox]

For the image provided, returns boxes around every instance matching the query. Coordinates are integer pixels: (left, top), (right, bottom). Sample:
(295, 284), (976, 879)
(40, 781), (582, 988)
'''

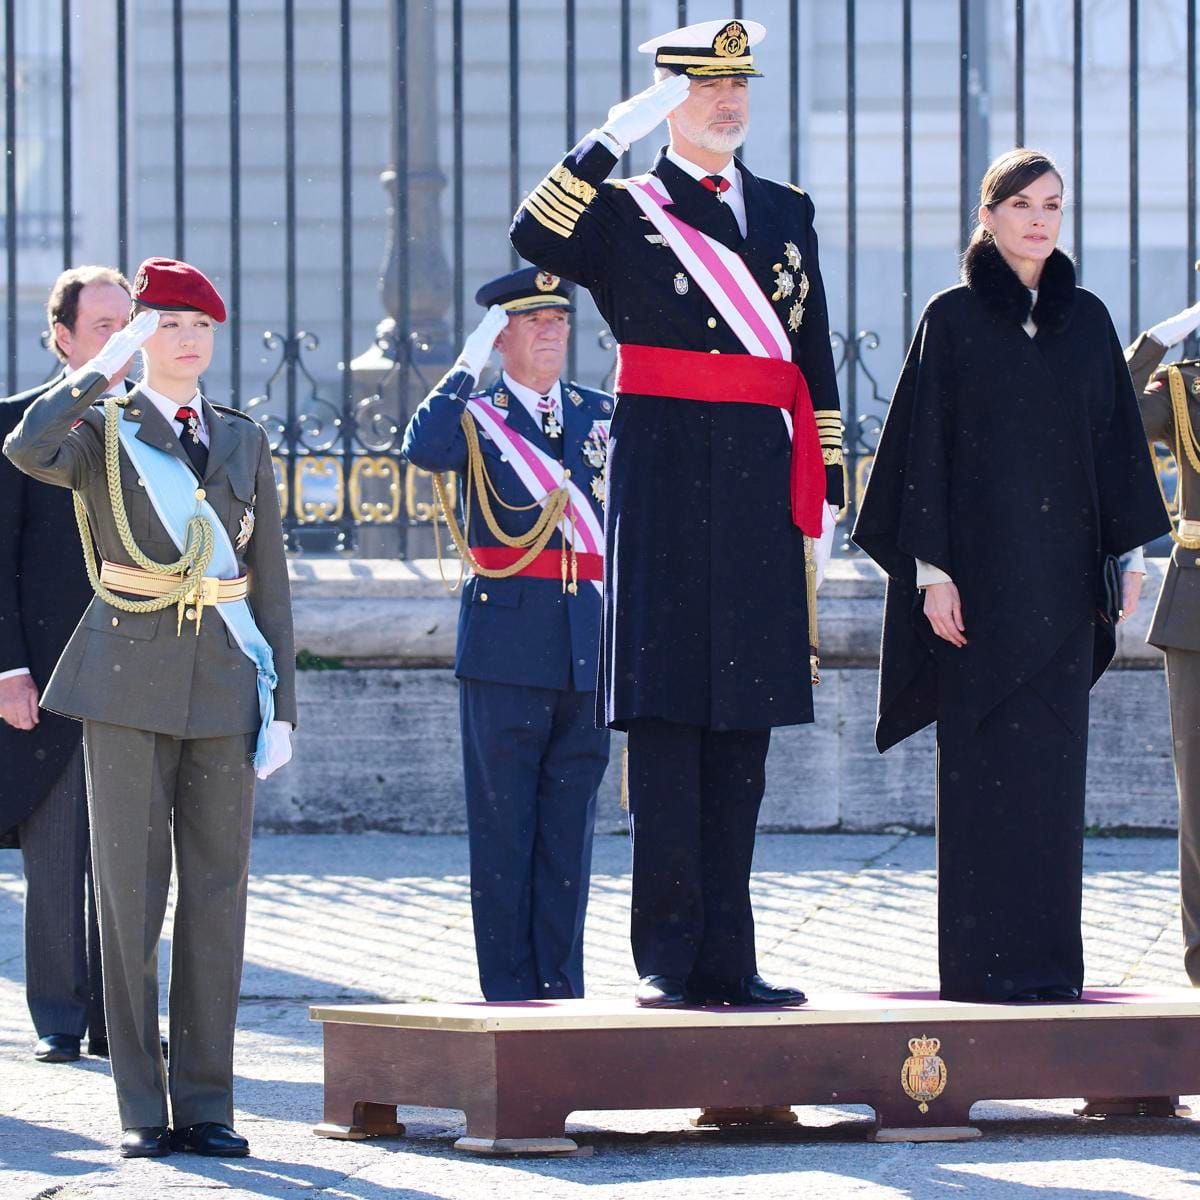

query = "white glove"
(600, 74), (690, 153)
(255, 719), (293, 781)
(813, 502), (838, 591)
(81, 308), (159, 382)
(455, 305), (509, 379)
(1148, 300), (1200, 349)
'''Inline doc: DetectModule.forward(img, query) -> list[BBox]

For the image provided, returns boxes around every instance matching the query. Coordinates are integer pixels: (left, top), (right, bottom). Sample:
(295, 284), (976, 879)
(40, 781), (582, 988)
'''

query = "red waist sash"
(614, 343), (825, 537)
(470, 546), (604, 582)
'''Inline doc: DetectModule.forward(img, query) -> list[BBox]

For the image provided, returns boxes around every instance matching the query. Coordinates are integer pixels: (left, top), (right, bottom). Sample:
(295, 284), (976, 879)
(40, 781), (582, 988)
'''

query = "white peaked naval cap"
(638, 18), (767, 78)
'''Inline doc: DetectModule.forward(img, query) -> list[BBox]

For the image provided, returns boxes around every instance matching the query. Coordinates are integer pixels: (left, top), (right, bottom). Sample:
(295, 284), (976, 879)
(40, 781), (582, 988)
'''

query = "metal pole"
(902, 0), (913, 347)
(173, 0), (184, 258)
(1073, 0), (1083, 276)
(340, 0), (354, 551)
(228, 0), (241, 405)
(1014, 0), (1025, 146)
(61, 0), (72, 269)
(508, 0), (519, 268)
(452, 0), (464, 347)
(1129, 0), (1140, 337)
(116, 0), (128, 272)
(5, 0), (16, 393)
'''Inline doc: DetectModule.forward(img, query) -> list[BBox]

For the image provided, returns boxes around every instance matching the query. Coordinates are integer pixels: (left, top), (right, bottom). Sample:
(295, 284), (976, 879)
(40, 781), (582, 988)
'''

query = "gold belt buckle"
(177, 576), (220, 636)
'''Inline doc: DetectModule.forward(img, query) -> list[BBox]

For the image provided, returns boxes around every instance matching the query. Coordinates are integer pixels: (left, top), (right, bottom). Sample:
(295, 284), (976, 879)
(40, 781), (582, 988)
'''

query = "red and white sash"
(466, 395), (604, 597)
(625, 174), (792, 363)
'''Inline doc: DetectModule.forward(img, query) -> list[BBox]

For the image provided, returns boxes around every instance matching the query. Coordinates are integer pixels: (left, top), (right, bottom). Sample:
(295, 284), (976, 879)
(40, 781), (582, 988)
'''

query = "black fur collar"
(961, 238), (1076, 334)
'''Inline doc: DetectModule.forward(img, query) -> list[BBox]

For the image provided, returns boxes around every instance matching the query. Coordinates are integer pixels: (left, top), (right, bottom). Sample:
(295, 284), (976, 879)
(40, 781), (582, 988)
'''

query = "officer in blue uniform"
(402, 267), (612, 1002)
(511, 19), (844, 1008)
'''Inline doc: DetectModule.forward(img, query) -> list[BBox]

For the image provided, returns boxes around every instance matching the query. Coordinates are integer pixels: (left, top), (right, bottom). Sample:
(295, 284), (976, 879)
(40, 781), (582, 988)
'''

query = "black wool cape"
(852, 242), (1169, 751)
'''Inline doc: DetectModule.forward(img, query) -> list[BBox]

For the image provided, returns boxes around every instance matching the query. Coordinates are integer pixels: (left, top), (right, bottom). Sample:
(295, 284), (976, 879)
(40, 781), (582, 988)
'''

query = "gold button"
(111, 617), (119, 627)
(707, 317), (717, 329)
(710, 349), (720, 355)
(137, 477), (145, 487)
(772, 263), (782, 272)
(70, 387), (82, 398)
(562, 468), (572, 479)
(1195, 557), (1200, 567)
(185, 607), (197, 620)
(194, 488), (206, 501)
(479, 592), (489, 603)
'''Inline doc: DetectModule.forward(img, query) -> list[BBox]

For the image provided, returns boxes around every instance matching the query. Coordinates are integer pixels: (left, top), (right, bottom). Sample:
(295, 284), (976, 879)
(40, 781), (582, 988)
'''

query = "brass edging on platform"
(309, 994), (1200, 1033)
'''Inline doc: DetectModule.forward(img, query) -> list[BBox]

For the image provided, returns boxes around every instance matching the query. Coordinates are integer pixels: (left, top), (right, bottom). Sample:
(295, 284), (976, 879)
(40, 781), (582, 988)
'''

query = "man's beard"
(675, 108), (749, 155)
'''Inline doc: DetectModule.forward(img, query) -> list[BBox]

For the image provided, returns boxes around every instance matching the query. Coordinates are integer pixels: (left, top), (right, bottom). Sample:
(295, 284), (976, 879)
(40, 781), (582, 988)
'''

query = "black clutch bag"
(1100, 553), (1122, 627)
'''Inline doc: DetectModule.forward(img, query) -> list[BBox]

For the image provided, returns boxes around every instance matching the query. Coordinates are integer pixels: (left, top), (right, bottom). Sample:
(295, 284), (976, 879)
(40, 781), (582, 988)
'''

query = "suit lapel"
(124, 386), (194, 472)
(562, 383), (589, 473)
(654, 151), (743, 251)
(201, 398), (238, 482)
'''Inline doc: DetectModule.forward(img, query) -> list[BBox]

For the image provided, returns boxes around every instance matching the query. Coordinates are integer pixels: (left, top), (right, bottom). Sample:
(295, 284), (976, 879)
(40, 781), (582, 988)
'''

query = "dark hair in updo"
(967, 148), (1064, 250)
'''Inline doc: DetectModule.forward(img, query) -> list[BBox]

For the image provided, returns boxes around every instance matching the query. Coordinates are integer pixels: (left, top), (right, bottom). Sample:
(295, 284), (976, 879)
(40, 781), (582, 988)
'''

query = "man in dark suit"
(0, 265), (132, 1062)
(402, 267), (611, 1001)
(511, 18), (842, 1009)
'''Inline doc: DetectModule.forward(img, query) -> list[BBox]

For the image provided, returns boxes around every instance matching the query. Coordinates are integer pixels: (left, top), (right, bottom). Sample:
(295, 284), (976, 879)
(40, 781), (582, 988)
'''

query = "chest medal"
(674, 272), (689, 296)
(236, 500), (256, 551)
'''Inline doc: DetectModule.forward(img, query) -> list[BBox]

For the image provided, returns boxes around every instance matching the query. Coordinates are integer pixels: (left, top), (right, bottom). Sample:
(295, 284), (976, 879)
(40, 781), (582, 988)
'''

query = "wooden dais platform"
(310, 989), (1200, 1155)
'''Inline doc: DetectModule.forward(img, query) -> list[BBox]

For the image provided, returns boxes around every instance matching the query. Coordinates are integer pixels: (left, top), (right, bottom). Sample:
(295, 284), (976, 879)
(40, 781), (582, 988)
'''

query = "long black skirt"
(935, 616), (1094, 1002)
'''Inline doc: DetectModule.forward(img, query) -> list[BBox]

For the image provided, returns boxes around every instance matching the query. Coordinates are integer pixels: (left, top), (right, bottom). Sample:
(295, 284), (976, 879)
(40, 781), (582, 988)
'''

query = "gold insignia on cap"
(714, 20), (749, 58)
(133, 267), (148, 295)
(534, 271), (560, 293)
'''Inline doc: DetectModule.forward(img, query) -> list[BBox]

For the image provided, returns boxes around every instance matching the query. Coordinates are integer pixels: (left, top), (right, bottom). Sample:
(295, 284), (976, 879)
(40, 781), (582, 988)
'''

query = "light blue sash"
(116, 410), (277, 767)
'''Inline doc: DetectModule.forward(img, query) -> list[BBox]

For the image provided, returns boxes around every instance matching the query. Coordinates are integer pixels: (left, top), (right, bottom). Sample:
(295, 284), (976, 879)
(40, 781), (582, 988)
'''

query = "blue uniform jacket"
(511, 138), (844, 731)
(402, 368), (612, 694)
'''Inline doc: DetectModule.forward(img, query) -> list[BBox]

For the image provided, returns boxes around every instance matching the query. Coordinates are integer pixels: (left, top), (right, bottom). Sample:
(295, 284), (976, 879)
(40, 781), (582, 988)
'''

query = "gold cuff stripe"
(522, 195), (574, 239)
(542, 177), (587, 213)
(501, 296), (572, 313)
(822, 448), (844, 466)
(549, 163), (597, 205)
(532, 184), (585, 225)
(539, 183), (586, 218)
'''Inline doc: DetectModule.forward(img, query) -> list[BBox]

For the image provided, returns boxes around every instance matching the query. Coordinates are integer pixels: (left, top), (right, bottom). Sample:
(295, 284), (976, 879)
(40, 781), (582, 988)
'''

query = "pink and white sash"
(466, 395), (605, 597)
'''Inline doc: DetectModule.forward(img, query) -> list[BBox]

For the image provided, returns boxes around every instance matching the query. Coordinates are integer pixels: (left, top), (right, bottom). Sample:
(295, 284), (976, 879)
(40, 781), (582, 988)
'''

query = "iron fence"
(0, 1), (1196, 553)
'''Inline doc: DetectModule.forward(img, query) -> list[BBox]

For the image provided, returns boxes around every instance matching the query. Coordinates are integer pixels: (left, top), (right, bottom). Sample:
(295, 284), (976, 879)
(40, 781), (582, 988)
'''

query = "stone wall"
(253, 558), (1178, 835)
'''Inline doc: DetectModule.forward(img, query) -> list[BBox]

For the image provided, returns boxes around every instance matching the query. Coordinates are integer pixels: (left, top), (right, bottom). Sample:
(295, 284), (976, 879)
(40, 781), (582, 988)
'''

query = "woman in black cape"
(853, 149), (1169, 1002)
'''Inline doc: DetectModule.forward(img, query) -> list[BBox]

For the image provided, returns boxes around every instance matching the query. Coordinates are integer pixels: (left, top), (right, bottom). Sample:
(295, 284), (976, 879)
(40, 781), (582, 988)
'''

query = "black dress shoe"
(634, 975), (688, 1008)
(33, 1034), (81, 1063)
(88, 1035), (168, 1060)
(120, 1127), (171, 1159)
(170, 1122), (250, 1157)
(690, 974), (808, 1007)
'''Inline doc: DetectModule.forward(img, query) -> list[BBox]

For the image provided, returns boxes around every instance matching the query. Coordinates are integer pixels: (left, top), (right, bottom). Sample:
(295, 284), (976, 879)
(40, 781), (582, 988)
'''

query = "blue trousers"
(459, 679), (610, 1001)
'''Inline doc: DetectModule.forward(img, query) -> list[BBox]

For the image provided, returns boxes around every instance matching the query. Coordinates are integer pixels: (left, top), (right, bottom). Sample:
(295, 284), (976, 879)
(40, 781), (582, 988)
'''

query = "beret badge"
(713, 20), (748, 58)
(534, 271), (561, 293)
(133, 267), (149, 296)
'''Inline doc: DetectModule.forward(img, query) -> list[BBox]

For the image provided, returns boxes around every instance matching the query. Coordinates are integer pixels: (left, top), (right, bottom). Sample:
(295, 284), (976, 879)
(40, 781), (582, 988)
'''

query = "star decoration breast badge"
(788, 301), (805, 332)
(236, 503), (256, 551)
(784, 241), (802, 270)
(772, 269), (795, 302)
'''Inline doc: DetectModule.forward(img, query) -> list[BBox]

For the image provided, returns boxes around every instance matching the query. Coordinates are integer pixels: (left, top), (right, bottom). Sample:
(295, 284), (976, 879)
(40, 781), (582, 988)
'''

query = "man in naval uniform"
(0, 266), (132, 1065)
(1125, 295), (1200, 986)
(403, 267), (612, 1002)
(4, 258), (296, 1159)
(511, 18), (843, 1009)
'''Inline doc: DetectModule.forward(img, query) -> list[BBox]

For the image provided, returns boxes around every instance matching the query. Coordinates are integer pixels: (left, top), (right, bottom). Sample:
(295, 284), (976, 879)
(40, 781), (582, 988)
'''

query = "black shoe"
(634, 975), (688, 1008)
(690, 974), (808, 1007)
(120, 1126), (171, 1159)
(88, 1035), (168, 1060)
(170, 1122), (250, 1157)
(1037, 985), (1082, 1001)
(33, 1034), (81, 1063)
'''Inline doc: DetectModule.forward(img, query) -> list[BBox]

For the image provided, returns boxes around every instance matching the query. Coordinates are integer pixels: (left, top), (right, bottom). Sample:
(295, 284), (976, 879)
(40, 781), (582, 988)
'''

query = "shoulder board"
(787, 183), (807, 196)
(209, 402), (257, 423)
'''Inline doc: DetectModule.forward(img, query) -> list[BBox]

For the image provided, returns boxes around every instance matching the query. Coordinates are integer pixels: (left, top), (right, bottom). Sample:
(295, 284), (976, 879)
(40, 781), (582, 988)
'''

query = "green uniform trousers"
(1165, 649), (1200, 986)
(83, 720), (255, 1129)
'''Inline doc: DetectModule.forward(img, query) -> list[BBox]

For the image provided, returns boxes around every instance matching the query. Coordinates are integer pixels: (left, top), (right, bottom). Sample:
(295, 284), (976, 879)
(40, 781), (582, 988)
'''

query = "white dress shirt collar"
(139, 381), (209, 447)
(664, 147), (746, 237)
(502, 372), (562, 428)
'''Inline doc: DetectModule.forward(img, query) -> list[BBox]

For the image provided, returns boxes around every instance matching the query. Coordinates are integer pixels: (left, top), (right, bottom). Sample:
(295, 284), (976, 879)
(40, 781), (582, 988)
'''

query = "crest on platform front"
(900, 1035), (947, 1113)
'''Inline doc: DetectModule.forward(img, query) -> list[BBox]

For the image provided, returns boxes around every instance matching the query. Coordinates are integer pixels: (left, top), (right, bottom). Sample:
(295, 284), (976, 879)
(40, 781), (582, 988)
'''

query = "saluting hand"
(601, 74), (690, 152)
(924, 580), (967, 647)
(0, 673), (39, 731)
(455, 305), (509, 380)
(84, 308), (160, 385)
(1148, 300), (1200, 350)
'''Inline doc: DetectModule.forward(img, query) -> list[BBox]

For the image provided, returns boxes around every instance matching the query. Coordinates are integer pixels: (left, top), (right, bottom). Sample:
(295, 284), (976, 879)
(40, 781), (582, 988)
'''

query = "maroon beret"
(131, 257), (227, 323)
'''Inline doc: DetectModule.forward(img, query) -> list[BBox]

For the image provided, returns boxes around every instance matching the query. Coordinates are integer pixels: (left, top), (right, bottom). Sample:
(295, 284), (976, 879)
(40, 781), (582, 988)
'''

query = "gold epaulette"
(521, 163), (596, 239)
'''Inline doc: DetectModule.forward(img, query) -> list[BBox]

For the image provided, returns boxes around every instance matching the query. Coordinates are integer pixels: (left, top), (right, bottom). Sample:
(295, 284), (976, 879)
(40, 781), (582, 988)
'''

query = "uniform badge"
(900, 1035), (949, 1115)
(784, 241), (802, 270)
(644, 233), (667, 245)
(493, 389), (509, 409)
(798, 272), (811, 302)
(567, 387), (584, 407)
(787, 301), (805, 332)
(674, 272), (689, 296)
(534, 271), (560, 293)
(602, 399), (613, 413)
(590, 475), (606, 506)
(236, 501), (256, 551)
(582, 420), (610, 470)
(772, 269), (795, 302)
(713, 20), (749, 58)
(1192, 376), (1200, 396)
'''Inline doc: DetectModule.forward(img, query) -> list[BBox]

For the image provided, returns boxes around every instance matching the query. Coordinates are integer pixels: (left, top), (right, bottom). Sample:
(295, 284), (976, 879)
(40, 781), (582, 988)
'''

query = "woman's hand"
(924, 581), (967, 647)
(85, 309), (160, 383)
(1119, 570), (1145, 622)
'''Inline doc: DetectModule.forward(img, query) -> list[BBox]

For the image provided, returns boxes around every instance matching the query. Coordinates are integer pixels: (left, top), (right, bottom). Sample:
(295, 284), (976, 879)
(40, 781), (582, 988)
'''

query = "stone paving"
(1, 832), (1199, 1199)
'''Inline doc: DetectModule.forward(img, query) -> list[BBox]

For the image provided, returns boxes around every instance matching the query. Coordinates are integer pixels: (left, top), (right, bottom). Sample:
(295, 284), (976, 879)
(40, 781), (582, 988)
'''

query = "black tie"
(174, 406), (209, 478)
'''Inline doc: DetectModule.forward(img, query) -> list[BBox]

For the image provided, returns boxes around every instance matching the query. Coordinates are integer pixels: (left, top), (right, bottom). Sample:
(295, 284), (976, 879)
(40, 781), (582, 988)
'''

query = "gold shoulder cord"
(72, 396), (216, 633)
(431, 409), (579, 593)
(1165, 366), (1200, 549)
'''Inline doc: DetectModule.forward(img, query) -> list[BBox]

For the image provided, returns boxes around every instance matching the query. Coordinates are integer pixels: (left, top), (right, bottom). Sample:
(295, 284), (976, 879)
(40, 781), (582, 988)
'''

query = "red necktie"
(700, 175), (731, 196)
(174, 406), (209, 478)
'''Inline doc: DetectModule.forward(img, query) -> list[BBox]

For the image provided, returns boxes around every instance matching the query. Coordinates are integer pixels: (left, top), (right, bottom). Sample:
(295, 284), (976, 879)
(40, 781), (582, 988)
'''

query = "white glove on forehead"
(601, 74), (690, 153)
(81, 308), (160, 383)
(456, 305), (510, 380)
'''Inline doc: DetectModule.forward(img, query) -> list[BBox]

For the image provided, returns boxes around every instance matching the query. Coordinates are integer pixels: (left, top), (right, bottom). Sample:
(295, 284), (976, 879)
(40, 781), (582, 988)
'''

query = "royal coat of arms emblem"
(900, 1035), (948, 1114)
